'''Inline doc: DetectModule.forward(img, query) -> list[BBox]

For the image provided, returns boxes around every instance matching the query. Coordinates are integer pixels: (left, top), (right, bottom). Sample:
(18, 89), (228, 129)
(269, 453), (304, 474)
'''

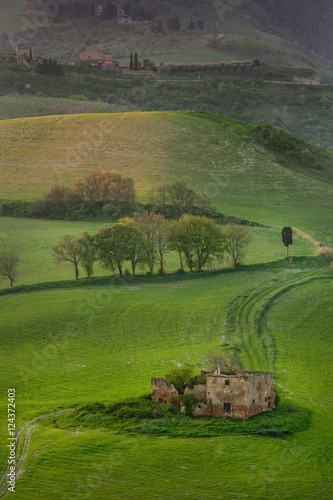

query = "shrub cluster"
(257, 123), (331, 171)
(79, 397), (180, 419)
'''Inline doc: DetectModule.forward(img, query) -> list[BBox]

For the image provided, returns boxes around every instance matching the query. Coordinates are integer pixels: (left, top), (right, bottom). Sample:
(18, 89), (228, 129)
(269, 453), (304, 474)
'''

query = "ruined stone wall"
(184, 384), (206, 402)
(206, 374), (249, 418)
(206, 372), (276, 419)
(152, 372), (276, 419)
(151, 377), (179, 404)
(242, 372), (276, 417)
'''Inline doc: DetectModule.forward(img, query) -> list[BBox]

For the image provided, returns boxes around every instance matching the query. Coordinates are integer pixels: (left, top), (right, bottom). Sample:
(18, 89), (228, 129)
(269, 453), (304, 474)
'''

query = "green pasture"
(0, 95), (131, 121)
(0, 109), (332, 498)
(0, 112), (332, 246)
(0, 264), (332, 498)
(0, 216), (317, 290)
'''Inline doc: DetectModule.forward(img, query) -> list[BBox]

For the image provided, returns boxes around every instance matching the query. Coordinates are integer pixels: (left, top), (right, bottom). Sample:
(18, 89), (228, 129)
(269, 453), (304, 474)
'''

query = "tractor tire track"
(225, 270), (330, 371)
(0, 409), (74, 499)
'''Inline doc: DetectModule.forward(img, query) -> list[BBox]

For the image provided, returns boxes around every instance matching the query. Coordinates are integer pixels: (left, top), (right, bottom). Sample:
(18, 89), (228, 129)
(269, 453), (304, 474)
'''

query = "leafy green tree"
(51, 234), (83, 280)
(155, 216), (169, 274)
(166, 220), (185, 271)
(117, 218), (146, 276)
(78, 233), (97, 278)
(0, 248), (20, 288)
(95, 226), (127, 277)
(103, 1), (117, 20)
(172, 215), (225, 272)
(282, 226), (293, 258)
(167, 16), (181, 32)
(165, 366), (195, 394)
(224, 224), (251, 267)
(133, 212), (165, 276)
(180, 393), (198, 416)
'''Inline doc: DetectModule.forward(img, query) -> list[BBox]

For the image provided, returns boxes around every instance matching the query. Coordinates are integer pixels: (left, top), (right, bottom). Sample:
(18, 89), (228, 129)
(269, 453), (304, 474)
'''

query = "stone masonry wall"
(151, 377), (179, 404)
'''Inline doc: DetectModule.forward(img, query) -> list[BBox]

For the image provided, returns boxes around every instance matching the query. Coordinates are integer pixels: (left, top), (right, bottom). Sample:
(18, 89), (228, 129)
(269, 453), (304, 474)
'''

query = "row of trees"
(32, 170), (136, 219)
(158, 60), (259, 74)
(150, 180), (211, 217)
(1, 170), (214, 221)
(51, 215), (251, 280)
(35, 59), (64, 75)
(0, 226), (309, 289)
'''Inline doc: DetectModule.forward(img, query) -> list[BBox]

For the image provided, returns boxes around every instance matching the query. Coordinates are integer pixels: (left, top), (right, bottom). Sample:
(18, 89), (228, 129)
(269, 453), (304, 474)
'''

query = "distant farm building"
(293, 74), (321, 85)
(152, 368), (276, 419)
(77, 49), (119, 68)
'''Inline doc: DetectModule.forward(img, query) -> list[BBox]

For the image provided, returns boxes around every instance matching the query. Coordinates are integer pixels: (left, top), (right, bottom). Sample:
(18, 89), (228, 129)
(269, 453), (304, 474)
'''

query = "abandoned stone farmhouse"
(152, 369), (276, 419)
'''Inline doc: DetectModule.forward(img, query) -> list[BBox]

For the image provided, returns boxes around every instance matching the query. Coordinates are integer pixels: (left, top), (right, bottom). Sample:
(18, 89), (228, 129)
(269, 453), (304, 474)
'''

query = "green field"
(0, 94), (132, 120)
(0, 110), (332, 499)
(0, 264), (332, 498)
(1, 112), (332, 246)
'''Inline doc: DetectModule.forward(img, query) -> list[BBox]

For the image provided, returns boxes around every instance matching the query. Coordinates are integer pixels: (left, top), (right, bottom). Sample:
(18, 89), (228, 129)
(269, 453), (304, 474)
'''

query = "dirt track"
(0, 409), (73, 498)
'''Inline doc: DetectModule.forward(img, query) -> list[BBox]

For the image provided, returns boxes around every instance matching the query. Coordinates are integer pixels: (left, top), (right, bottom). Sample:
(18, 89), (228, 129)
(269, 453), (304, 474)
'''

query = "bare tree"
(150, 183), (167, 215)
(167, 180), (196, 217)
(205, 351), (243, 374)
(224, 224), (251, 267)
(0, 249), (20, 288)
(51, 234), (83, 280)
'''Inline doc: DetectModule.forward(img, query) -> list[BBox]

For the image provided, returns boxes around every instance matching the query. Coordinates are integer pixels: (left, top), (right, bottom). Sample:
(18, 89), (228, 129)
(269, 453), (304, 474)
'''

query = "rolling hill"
(0, 111), (332, 245)
(0, 109), (332, 499)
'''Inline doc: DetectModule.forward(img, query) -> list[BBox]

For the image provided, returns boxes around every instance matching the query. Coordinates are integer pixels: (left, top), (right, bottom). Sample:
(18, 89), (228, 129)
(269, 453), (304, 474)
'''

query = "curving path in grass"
(0, 409), (74, 499)
(225, 269), (330, 371)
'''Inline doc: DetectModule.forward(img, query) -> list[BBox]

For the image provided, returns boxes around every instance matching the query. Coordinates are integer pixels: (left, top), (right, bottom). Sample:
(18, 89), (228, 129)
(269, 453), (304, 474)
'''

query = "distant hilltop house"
(152, 368), (276, 419)
(117, 8), (133, 24)
(293, 73), (322, 85)
(77, 49), (119, 69)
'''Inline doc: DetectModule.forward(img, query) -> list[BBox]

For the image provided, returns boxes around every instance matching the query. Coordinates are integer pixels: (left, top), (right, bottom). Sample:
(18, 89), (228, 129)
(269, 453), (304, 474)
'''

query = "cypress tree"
(134, 52), (138, 71)
(129, 53), (133, 70)
(282, 226), (293, 258)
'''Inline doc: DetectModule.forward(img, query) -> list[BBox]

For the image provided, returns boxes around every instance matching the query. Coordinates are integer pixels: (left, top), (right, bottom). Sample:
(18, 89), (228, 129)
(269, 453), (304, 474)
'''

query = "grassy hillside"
(0, 112), (332, 245)
(0, 94), (133, 119)
(1, 64), (333, 152)
(0, 265), (332, 498)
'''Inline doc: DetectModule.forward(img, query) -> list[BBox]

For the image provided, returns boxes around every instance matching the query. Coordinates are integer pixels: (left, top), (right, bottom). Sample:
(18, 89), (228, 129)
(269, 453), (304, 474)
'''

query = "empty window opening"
(265, 397), (267, 402)
(223, 402), (231, 413)
(252, 399), (255, 404)
(225, 380), (229, 386)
